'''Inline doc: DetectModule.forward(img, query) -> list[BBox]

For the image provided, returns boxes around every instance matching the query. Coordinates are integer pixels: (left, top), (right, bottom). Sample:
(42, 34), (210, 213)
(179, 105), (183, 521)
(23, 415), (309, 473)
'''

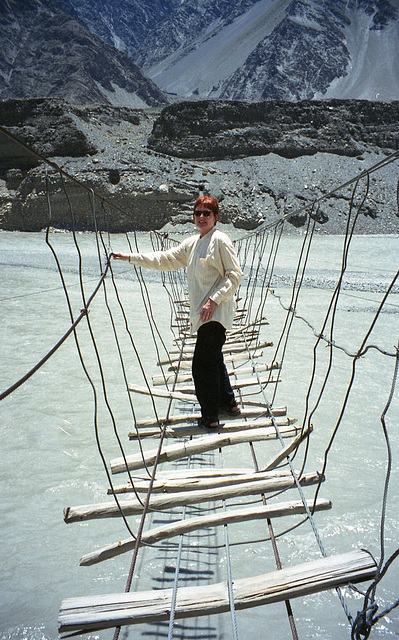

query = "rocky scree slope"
(0, 0), (167, 108)
(216, 0), (398, 100)
(55, 0), (399, 102)
(0, 98), (398, 234)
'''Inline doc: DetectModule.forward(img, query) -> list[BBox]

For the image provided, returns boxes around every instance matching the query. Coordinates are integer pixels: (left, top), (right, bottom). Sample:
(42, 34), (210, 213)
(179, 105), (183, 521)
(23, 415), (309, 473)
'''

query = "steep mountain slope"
(53, 0), (399, 101)
(147, 0), (293, 97)
(318, 0), (399, 100)
(1, 0), (398, 104)
(56, 0), (262, 68)
(218, 0), (399, 100)
(0, 0), (167, 107)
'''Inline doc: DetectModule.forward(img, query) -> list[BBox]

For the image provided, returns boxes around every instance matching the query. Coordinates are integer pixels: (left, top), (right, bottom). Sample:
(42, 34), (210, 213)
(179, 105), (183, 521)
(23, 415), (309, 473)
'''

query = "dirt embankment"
(0, 97), (398, 234)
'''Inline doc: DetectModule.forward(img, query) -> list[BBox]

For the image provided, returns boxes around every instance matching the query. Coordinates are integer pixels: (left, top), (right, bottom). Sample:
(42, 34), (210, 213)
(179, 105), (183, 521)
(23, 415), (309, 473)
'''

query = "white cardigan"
(128, 227), (242, 334)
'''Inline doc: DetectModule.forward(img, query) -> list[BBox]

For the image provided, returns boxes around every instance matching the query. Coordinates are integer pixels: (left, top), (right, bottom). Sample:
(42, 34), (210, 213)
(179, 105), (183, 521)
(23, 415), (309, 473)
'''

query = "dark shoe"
(198, 416), (221, 429)
(220, 403), (241, 418)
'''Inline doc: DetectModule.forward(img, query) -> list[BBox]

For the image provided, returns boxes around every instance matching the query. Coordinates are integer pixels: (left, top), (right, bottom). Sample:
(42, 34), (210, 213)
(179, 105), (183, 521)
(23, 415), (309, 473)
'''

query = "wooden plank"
(174, 318), (266, 340)
(172, 299), (190, 306)
(128, 385), (196, 402)
(132, 406), (287, 430)
(153, 468), (255, 479)
(108, 468), (300, 495)
(107, 466), (287, 490)
(227, 318), (269, 335)
(240, 399), (272, 408)
(79, 498), (332, 566)
(167, 341), (273, 357)
(174, 331), (260, 348)
(59, 550), (376, 633)
(108, 467), (270, 495)
(167, 350), (264, 369)
(152, 362), (280, 386)
(129, 417), (297, 440)
(174, 329), (260, 347)
(261, 425), (312, 471)
(112, 425), (301, 473)
(63, 471), (323, 523)
(157, 346), (268, 367)
(128, 375), (280, 399)
(164, 375), (279, 392)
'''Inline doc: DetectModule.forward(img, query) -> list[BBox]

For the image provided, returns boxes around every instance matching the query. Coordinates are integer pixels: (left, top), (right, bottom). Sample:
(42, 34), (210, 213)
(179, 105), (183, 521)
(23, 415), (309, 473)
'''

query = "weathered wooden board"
(112, 425), (302, 473)
(173, 317), (266, 339)
(128, 385), (195, 402)
(173, 335), (260, 350)
(152, 467), (254, 479)
(128, 375), (280, 399)
(167, 340), (273, 357)
(152, 362), (280, 386)
(261, 425), (312, 471)
(227, 318), (269, 335)
(64, 471), (323, 523)
(59, 550), (376, 633)
(171, 374), (280, 392)
(108, 468), (301, 495)
(167, 349), (264, 369)
(174, 329), (260, 347)
(132, 406), (287, 430)
(79, 498), (332, 566)
(128, 416), (296, 440)
(158, 346), (269, 367)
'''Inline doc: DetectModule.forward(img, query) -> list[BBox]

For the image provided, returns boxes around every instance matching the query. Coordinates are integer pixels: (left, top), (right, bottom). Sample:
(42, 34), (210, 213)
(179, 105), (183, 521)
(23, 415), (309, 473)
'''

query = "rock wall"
(0, 99), (97, 174)
(148, 99), (399, 159)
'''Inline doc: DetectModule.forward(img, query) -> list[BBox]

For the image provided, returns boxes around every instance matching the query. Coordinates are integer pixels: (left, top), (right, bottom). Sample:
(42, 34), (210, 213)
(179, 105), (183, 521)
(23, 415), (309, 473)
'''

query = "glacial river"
(0, 230), (398, 640)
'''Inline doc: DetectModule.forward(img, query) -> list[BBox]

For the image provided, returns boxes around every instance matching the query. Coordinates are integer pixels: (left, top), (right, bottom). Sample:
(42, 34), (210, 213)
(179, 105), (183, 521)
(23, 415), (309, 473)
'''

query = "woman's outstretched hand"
(112, 252), (130, 261)
(200, 298), (217, 323)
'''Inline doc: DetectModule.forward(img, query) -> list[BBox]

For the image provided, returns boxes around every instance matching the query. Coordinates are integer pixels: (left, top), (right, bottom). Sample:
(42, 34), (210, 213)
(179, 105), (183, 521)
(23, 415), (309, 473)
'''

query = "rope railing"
(1, 124), (399, 640)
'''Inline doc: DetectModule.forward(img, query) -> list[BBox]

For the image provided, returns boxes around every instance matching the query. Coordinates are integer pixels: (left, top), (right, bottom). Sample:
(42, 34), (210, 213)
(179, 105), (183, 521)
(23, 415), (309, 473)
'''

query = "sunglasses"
(194, 210), (213, 217)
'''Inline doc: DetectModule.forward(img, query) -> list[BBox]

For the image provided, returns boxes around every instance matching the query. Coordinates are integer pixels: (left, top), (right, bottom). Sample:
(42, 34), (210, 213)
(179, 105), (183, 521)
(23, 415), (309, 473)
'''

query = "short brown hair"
(193, 195), (219, 217)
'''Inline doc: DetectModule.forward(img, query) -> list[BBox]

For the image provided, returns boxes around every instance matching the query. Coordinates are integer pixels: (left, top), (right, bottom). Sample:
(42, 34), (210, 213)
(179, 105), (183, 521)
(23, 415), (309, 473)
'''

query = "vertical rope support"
(167, 503), (188, 640)
(241, 332), (357, 625)
(218, 449), (239, 640)
(223, 500), (239, 640)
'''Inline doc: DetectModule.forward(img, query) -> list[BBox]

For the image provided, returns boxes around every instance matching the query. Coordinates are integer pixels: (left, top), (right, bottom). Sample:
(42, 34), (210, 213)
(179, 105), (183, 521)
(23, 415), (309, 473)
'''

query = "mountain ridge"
(55, 0), (399, 101)
(0, 0), (168, 108)
(1, 0), (398, 105)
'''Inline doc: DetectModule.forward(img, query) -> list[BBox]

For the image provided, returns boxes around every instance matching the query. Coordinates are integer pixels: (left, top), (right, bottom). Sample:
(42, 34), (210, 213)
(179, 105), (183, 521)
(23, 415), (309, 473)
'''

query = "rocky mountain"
(0, 0), (167, 107)
(56, 0), (262, 68)
(1, 97), (398, 234)
(2, 0), (397, 104)
(217, 0), (399, 100)
(54, 0), (399, 101)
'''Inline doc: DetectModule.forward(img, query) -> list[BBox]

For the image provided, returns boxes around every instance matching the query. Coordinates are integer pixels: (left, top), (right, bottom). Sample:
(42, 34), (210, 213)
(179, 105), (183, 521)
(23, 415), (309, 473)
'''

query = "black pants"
(192, 321), (236, 420)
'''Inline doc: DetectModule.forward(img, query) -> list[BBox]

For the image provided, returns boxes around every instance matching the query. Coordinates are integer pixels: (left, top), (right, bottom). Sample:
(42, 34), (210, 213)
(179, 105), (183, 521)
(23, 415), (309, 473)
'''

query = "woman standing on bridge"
(112, 195), (242, 429)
